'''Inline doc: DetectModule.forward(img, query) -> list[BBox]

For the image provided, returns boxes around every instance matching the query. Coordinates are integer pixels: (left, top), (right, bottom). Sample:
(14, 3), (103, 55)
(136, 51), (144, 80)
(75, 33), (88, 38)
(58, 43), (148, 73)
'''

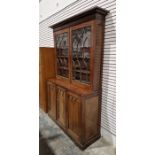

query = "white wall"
(39, 0), (77, 22)
(39, 0), (116, 145)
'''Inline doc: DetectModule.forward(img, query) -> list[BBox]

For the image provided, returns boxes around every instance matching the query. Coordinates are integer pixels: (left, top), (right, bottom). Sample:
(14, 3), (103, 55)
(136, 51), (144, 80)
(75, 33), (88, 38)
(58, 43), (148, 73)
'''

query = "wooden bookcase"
(47, 7), (108, 149)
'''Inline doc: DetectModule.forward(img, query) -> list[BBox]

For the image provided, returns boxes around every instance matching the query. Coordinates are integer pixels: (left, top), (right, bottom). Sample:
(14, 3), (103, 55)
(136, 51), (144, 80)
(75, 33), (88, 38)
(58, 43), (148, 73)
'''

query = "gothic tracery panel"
(72, 26), (91, 83)
(56, 32), (69, 78)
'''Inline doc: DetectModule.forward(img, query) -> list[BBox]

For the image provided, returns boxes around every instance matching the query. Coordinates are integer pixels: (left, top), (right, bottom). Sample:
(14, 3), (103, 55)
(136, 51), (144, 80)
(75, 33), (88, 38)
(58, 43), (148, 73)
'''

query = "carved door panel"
(48, 83), (56, 119)
(56, 86), (67, 128)
(67, 93), (82, 141)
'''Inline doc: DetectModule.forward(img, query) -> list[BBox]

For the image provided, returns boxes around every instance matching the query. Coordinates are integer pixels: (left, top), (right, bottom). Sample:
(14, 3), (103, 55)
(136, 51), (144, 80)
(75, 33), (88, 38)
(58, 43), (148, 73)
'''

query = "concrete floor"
(40, 133), (55, 155)
(39, 109), (116, 155)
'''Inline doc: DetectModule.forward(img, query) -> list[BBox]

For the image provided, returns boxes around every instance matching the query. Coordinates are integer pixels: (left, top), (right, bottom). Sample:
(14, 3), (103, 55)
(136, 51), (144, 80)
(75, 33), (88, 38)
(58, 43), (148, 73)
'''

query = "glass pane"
(55, 32), (69, 78)
(72, 26), (91, 84)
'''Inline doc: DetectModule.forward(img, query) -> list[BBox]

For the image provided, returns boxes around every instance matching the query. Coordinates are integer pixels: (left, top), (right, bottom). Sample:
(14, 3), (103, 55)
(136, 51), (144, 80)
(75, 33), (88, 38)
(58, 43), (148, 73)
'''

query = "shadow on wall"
(101, 10), (116, 143)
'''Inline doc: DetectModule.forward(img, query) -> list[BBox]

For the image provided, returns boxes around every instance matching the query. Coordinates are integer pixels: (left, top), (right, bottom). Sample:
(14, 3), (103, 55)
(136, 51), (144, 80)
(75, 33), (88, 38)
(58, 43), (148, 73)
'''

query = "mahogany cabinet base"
(47, 81), (101, 150)
(48, 114), (101, 150)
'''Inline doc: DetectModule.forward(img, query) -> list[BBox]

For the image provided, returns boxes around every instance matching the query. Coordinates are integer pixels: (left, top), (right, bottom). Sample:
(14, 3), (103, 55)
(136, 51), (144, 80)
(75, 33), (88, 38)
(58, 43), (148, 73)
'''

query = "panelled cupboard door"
(67, 93), (82, 141)
(48, 83), (56, 119)
(56, 86), (67, 128)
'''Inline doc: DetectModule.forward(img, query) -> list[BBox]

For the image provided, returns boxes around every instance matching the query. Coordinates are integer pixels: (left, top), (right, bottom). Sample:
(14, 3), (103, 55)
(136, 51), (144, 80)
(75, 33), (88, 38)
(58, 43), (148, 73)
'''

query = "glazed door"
(70, 21), (94, 89)
(67, 92), (82, 141)
(56, 86), (67, 128)
(54, 28), (70, 81)
(47, 83), (56, 119)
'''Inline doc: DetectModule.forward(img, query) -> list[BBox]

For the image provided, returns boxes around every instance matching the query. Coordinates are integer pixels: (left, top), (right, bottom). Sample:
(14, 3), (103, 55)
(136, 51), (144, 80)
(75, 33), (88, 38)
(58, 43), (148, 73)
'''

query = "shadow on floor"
(39, 132), (55, 155)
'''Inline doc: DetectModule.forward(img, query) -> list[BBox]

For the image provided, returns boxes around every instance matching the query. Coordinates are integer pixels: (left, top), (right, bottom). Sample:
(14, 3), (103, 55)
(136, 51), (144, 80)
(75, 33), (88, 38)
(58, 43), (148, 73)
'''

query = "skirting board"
(101, 127), (116, 146)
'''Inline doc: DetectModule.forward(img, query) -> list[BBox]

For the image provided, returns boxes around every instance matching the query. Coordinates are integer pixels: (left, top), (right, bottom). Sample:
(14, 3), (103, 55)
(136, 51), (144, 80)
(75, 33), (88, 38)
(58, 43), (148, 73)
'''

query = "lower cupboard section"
(47, 81), (100, 149)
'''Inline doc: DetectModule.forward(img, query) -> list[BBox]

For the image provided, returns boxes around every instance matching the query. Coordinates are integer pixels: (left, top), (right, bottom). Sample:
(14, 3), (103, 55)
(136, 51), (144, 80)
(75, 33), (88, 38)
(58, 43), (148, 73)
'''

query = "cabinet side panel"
(93, 14), (105, 91)
(39, 50), (45, 111)
(85, 96), (99, 141)
(39, 47), (55, 112)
